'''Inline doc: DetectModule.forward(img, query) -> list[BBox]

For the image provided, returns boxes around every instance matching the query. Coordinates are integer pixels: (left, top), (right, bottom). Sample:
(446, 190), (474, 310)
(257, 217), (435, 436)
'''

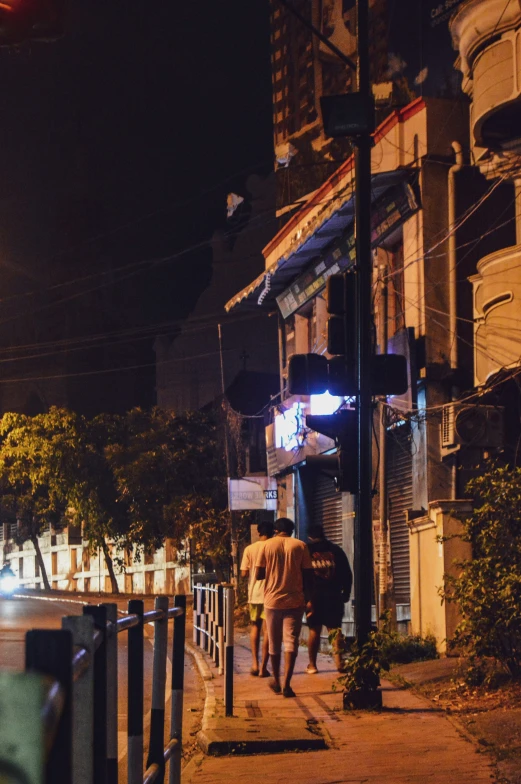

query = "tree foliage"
(444, 465), (521, 677)
(0, 408), (81, 590)
(107, 408), (249, 572)
(0, 405), (246, 587)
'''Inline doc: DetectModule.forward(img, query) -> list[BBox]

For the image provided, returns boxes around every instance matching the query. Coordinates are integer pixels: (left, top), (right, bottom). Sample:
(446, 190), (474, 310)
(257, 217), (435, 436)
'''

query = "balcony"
(451, 0), (521, 152)
(471, 243), (521, 385)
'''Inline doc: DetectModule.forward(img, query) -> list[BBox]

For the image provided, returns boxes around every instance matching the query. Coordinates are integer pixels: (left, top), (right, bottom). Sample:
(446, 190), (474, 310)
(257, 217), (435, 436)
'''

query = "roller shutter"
(313, 472), (343, 547)
(387, 423), (412, 605)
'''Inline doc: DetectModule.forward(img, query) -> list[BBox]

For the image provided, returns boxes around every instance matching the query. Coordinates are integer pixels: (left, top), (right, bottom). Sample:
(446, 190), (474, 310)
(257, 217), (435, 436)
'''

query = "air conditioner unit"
(440, 404), (504, 456)
(265, 423), (279, 477)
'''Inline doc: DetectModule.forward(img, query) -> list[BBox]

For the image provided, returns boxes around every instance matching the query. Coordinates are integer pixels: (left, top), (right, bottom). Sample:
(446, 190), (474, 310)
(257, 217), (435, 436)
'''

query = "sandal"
(250, 668), (259, 676)
(282, 686), (296, 698)
(269, 680), (282, 694)
(306, 665), (319, 675)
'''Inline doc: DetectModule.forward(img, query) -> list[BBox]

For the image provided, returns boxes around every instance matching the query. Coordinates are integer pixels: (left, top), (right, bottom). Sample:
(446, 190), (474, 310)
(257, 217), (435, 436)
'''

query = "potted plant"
(339, 630), (388, 709)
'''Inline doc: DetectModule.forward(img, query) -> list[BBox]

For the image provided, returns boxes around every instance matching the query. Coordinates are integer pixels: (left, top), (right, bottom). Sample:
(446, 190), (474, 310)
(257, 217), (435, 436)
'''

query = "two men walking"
(242, 517), (352, 696)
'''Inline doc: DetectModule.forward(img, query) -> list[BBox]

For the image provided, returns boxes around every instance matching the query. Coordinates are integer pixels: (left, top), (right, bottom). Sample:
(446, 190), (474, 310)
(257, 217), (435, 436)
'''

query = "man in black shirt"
(306, 524), (352, 673)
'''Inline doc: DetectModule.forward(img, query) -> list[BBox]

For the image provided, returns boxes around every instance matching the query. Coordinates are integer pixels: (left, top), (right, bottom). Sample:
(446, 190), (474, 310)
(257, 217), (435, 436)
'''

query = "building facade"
(222, 0), (521, 650)
(227, 89), (519, 648)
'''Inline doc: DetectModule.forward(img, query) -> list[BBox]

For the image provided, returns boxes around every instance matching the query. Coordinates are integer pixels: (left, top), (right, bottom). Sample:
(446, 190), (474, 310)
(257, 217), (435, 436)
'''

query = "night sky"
(0, 0), (273, 412)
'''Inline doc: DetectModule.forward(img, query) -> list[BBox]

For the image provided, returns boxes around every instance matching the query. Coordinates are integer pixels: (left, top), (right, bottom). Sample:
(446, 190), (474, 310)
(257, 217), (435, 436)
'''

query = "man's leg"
(265, 608), (282, 692)
(328, 625), (346, 672)
(271, 653), (282, 687)
(283, 650), (298, 690)
(260, 618), (270, 676)
(307, 624), (322, 671)
(250, 618), (262, 674)
(281, 608), (304, 695)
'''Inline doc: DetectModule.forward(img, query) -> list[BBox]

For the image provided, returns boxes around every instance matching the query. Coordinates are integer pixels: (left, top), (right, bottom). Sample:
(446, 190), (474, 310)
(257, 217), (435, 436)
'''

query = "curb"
(186, 639), (327, 756)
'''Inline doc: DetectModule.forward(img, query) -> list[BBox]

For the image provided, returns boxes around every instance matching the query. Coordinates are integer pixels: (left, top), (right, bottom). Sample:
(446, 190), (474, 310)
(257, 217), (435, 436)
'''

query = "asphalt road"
(0, 593), (204, 782)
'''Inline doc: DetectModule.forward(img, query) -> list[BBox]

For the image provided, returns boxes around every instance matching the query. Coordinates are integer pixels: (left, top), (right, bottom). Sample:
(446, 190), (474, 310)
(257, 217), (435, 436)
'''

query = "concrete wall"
(409, 500), (472, 652)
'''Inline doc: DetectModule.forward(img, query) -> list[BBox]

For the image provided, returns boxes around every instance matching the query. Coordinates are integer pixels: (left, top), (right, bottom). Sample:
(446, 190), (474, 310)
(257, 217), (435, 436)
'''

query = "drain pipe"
(448, 141), (464, 371)
(448, 142), (464, 502)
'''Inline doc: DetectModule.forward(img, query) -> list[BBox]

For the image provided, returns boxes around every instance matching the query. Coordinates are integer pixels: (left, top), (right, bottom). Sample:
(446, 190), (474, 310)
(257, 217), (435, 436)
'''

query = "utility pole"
(280, 0), (376, 648)
(353, 0), (374, 649)
(218, 323), (238, 586)
(378, 261), (389, 616)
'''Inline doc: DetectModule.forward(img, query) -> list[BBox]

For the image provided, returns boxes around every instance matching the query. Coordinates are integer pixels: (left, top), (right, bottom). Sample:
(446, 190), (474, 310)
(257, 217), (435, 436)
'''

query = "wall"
(3, 530), (190, 596)
(409, 500), (472, 652)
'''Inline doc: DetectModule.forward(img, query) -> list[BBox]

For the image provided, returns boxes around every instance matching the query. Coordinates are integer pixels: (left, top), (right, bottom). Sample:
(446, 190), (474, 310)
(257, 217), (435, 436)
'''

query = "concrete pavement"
(184, 630), (496, 784)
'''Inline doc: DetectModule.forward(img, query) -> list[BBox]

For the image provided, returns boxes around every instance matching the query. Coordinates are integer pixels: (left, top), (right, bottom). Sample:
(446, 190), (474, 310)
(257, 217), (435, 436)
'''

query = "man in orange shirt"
(240, 520), (274, 677)
(256, 517), (314, 698)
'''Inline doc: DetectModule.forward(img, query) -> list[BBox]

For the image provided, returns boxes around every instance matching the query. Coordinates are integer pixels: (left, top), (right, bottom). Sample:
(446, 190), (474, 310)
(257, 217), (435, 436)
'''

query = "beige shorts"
(264, 606), (304, 655)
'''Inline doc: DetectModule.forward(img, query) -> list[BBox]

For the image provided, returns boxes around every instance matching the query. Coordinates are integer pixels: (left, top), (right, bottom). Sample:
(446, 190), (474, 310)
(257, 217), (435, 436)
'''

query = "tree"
(444, 464), (521, 677)
(107, 408), (250, 575)
(0, 408), (127, 594)
(0, 408), (81, 591)
(64, 412), (128, 594)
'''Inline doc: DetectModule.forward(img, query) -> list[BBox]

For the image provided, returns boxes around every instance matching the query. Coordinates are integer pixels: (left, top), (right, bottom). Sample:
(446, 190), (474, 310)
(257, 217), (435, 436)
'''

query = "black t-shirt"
(307, 538), (352, 601)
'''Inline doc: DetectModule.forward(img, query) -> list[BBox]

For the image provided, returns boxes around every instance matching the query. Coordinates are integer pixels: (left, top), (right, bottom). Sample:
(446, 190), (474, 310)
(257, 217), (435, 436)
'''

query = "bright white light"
(274, 403), (304, 452)
(0, 575), (17, 594)
(309, 392), (343, 416)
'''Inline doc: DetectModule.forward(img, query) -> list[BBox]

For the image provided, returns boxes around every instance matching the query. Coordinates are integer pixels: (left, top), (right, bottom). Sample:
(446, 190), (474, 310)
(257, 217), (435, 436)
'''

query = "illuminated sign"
(274, 402), (306, 452)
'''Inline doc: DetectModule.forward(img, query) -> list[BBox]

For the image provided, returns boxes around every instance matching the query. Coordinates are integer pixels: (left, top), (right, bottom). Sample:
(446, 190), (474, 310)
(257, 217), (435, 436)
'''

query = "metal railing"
(192, 583), (234, 716)
(0, 595), (186, 784)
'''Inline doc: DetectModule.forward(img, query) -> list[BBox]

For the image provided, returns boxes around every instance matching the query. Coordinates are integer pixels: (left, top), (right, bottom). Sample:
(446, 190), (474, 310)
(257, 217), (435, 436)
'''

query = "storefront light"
(309, 391), (343, 416)
(274, 402), (305, 452)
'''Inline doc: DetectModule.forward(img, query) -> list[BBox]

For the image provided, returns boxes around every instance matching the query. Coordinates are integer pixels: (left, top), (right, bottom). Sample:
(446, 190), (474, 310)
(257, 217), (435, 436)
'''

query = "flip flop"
(259, 670), (271, 678)
(269, 680), (282, 694)
(282, 686), (296, 698)
(250, 668), (259, 676)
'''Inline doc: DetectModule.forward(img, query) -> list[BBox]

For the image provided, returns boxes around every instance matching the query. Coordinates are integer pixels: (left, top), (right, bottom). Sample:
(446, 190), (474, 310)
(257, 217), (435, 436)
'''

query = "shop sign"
(228, 476), (278, 511)
(276, 181), (419, 320)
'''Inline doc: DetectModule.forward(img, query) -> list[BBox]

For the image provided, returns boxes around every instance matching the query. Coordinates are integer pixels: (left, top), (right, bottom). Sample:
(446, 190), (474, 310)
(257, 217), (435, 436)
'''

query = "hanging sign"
(228, 476), (278, 511)
(276, 180), (419, 320)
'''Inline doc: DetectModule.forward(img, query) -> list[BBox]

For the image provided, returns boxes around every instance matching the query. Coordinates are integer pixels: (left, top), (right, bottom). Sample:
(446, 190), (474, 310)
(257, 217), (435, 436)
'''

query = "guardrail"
(0, 595), (186, 784)
(192, 583), (234, 716)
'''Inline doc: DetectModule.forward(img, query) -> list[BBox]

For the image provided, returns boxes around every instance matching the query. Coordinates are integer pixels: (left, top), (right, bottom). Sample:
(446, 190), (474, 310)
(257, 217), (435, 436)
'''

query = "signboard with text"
(228, 476), (278, 511)
(277, 180), (419, 320)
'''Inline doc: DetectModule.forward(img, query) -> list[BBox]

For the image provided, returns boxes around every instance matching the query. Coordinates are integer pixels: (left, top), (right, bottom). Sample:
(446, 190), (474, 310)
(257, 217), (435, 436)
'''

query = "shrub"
(339, 632), (388, 694)
(380, 631), (438, 664)
(337, 614), (438, 695)
(443, 465), (521, 678)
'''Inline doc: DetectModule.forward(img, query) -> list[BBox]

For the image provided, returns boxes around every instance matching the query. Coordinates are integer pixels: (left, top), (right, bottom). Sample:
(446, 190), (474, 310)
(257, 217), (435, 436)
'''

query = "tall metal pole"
(354, 0), (373, 649)
(378, 262), (389, 617)
(218, 323), (238, 585)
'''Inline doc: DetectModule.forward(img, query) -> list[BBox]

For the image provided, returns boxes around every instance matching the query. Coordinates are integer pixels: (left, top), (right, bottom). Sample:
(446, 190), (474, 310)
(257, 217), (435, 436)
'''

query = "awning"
(225, 169), (417, 314)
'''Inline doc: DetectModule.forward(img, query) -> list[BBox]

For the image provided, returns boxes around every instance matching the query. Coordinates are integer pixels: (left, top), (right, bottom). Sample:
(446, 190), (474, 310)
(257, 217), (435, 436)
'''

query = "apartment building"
(227, 68), (521, 650)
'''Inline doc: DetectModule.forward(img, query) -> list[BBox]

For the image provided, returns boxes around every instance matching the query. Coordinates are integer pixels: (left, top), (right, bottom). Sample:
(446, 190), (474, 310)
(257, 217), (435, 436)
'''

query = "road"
(0, 592), (205, 782)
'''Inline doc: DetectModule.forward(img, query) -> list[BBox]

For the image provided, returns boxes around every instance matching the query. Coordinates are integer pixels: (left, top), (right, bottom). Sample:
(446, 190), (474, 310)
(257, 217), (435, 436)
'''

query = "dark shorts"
(306, 594), (344, 630)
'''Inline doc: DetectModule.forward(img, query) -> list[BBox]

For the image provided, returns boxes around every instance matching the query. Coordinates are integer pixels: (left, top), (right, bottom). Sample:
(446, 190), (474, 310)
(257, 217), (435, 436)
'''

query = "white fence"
(0, 525), (190, 596)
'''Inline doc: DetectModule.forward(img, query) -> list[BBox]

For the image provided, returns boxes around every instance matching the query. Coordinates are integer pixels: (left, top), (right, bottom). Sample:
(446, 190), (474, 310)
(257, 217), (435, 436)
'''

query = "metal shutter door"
(313, 472), (343, 547)
(387, 423), (412, 604)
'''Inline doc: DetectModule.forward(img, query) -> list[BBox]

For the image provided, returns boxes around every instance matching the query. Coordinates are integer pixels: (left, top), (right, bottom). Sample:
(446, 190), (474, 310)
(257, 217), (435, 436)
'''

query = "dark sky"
(0, 0), (273, 411)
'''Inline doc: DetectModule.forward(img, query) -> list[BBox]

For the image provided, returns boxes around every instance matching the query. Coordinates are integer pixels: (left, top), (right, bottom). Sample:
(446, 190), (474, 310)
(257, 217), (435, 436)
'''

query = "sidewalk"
(184, 630), (496, 784)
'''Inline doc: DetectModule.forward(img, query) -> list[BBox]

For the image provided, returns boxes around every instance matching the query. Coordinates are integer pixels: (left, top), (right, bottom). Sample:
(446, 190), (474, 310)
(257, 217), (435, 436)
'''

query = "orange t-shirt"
(256, 533), (313, 610)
